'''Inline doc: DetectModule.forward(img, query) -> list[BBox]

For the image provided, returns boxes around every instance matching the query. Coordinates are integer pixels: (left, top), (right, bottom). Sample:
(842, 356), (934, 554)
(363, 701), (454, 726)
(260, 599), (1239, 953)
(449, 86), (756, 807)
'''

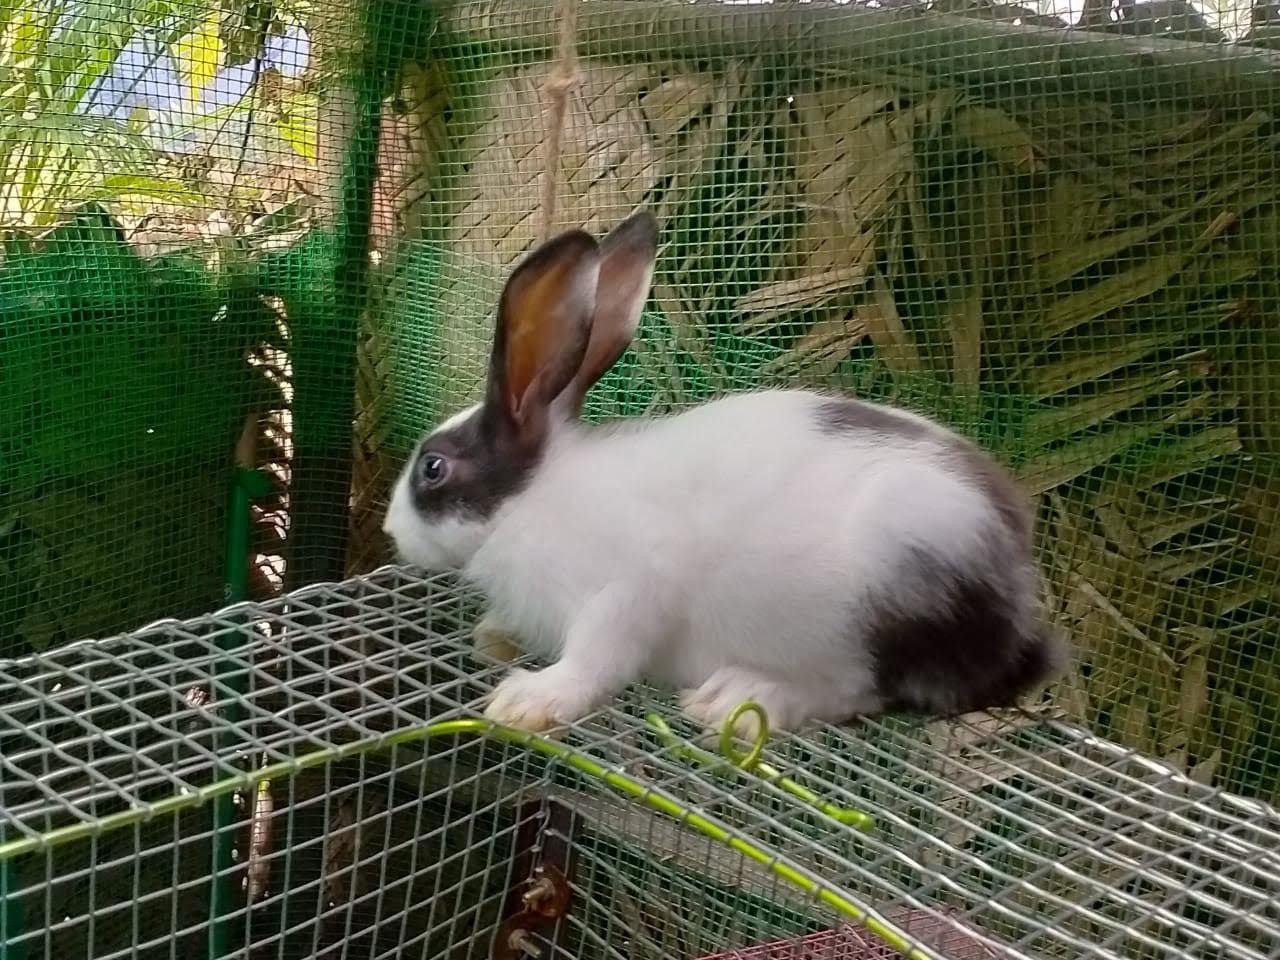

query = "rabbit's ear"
(554, 210), (658, 419)
(484, 229), (602, 448)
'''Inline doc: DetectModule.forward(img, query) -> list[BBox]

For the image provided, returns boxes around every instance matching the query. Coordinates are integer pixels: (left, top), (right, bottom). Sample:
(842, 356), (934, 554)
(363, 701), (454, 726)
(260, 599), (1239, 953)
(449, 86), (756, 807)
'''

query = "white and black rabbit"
(383, 210), (1067, 736)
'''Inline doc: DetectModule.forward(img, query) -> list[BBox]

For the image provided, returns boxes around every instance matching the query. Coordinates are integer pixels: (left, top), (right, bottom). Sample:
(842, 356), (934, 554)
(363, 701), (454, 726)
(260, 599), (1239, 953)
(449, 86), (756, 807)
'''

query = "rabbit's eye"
(419, 453), (449, 486)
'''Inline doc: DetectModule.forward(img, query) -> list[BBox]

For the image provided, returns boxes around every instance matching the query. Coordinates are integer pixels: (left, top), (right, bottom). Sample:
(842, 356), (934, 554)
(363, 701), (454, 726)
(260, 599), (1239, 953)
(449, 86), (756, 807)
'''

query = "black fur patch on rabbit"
(815, 397), (936, 442)
(817, 397), (1031, 543)
(864, 545), (1058, 717)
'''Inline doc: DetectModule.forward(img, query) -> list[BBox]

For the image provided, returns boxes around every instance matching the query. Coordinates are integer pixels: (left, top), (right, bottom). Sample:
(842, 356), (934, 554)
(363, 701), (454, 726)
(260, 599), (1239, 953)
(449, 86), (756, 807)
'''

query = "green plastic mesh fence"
(4, 0), (1280, 819)
(0, 0), (372, 652)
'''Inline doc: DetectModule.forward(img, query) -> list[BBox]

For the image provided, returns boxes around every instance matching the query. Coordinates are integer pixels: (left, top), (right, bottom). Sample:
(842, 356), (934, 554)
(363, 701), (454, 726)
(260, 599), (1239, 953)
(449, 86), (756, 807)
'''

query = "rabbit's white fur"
(388, 388), (1022, 735)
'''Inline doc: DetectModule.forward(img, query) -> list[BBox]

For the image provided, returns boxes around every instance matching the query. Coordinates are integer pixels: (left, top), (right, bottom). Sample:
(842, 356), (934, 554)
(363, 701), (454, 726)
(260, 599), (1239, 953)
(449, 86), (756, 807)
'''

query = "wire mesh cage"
(3, 567), (1279, 960)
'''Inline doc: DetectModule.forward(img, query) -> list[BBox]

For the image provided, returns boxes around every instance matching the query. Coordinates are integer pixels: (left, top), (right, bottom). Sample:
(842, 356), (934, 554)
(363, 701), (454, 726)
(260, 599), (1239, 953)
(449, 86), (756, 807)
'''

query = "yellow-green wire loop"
(644, 706), (876, 833)
(0, 714), (914, 958)
(719, 700), (769, 769)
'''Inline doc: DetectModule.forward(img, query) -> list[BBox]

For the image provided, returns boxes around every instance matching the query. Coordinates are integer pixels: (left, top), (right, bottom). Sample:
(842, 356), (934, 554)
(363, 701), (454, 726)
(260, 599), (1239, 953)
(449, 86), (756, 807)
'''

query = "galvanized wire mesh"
(3, 567), (1279, 960)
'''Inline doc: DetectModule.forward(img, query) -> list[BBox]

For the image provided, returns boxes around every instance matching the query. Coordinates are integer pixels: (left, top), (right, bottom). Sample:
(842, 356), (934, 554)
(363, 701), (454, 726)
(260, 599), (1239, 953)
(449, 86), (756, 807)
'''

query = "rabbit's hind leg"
(680, 665), (882, 741)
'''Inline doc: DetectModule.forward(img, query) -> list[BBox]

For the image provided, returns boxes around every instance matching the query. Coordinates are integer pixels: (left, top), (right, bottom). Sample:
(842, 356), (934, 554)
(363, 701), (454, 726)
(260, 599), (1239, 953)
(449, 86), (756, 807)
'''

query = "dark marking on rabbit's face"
(408, 406), (541, 523)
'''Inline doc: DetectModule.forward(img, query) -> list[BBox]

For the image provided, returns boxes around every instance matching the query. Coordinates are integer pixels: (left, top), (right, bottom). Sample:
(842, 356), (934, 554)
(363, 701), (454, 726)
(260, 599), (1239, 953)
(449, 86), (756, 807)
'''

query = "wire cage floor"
(2, 567), (1279, 960)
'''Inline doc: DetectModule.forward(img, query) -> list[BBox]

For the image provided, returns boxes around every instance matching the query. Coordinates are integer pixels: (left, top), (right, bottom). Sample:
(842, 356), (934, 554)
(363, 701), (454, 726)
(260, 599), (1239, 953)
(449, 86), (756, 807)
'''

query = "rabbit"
(382, 210), (1068, 737)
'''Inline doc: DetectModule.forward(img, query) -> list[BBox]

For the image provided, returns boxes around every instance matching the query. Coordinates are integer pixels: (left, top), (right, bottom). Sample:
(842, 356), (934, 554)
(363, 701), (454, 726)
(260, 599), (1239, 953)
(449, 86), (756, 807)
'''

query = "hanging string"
(537, 0), (580, 243)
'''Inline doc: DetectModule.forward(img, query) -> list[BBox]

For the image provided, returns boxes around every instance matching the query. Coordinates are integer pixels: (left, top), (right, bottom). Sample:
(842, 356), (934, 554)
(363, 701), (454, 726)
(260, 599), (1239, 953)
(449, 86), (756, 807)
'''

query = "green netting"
(4, 0), (1280, 816)
(0, 0), (374, 650)
(364, 0), (1280, 806)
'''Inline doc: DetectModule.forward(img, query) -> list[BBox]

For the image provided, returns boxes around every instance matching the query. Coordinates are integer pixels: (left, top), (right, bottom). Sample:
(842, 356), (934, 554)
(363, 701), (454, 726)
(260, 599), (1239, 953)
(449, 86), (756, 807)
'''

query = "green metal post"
(209, 421), (272, 960)
(285, 49), (381, 592)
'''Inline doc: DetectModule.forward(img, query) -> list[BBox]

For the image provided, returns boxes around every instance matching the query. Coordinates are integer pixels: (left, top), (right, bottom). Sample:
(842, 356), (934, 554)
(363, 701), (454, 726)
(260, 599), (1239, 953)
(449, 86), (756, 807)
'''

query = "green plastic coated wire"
(646, 701), (876, 832)
(0, 711), (929, 960)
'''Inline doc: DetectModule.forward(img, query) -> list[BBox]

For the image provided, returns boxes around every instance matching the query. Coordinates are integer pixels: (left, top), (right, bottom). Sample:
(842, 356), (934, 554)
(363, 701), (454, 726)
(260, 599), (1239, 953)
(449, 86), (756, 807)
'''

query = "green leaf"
(163, 89), (250, 138)
(278, 110), (315, 161)
(12, 8), (50, 62)
(171, 10), (222, 104)
(126, 103), (149, 133)
(99, 172), (204, 206)
(18, 126), (46, 209)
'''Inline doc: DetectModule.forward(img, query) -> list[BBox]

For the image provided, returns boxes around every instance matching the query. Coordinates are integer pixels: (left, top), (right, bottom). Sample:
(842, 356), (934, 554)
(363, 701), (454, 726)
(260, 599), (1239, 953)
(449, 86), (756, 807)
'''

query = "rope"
(537, 0), (580, 244)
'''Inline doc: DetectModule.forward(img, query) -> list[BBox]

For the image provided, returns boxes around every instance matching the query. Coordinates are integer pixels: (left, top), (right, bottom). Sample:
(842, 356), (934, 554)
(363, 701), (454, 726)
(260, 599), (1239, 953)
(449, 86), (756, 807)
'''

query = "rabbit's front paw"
(483, 668), (592, 733)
